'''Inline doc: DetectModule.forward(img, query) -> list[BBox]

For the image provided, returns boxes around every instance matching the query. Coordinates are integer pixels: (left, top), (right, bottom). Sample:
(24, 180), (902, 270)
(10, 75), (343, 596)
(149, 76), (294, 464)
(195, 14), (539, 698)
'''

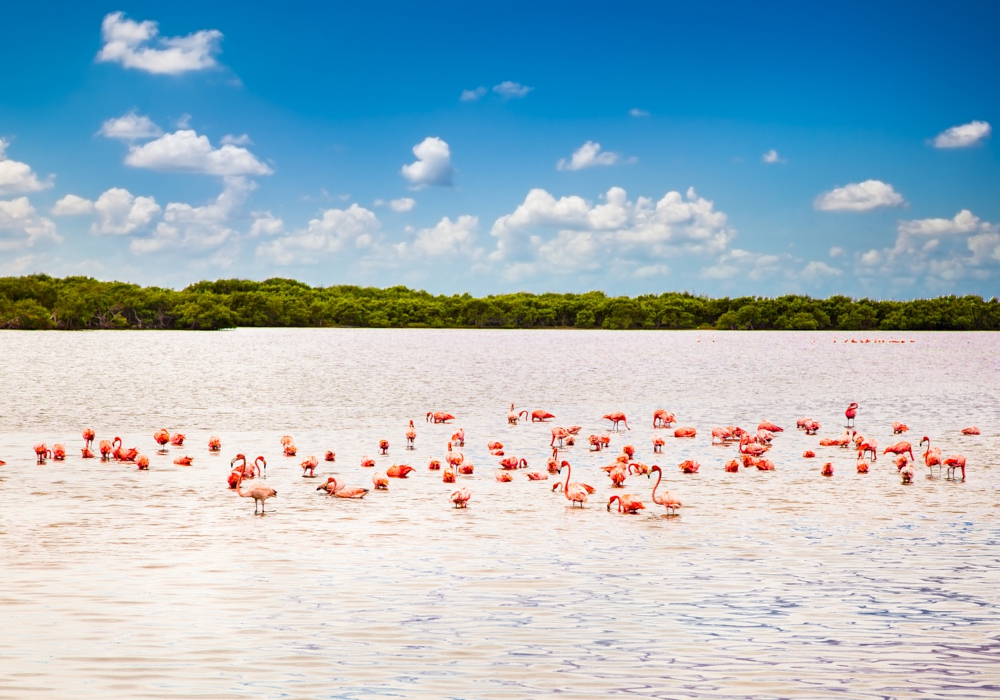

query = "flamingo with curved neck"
(648, 465), (682, 515)
(558, 461), (589, 507)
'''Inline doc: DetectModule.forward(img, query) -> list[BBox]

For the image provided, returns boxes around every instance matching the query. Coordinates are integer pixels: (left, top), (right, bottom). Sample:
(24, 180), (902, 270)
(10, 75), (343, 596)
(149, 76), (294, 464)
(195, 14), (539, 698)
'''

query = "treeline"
(0, 274), (998, 331)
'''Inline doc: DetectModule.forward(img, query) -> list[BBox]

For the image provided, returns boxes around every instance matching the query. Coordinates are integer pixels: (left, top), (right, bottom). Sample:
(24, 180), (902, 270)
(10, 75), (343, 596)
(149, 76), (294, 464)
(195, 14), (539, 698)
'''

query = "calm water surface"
(1, 328), (998, 699)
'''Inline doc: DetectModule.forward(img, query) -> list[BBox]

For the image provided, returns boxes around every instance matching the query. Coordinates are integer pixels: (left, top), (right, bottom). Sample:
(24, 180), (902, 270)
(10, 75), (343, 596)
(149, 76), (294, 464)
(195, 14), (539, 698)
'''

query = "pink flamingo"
(892, 422), (909, 434)
(173, 456), (194, 466)
(526, 472), (548, 480)
(883, 441), (914, 461)
(803, 450), (816, 458)
(496, 471), (514, 482)
(603, 412), (630, 431)
(426, 411), (455, 424)
(170, 433), (185, 446)
(372, 472), (389, 490)
(317, 476), (369, 499)
(136, 455), (150, 470)
(943, 454), (966, 481)
(531, 410), (556, 422)
(379, 439), (389, 455)
(607, 494), (645, 514)
(360, 455), (376, 467)
(508, 404), (528, 424)
(325, 451), (336, 462)
(451, 428), (465, 446)
(674, 427), (697, 438)
(550, 427), (570, 447)
(99, 439), (113, 461)
(821, 462), (834, 476)
(82, 428), (95, 449)
(711, 427), (733, 445)
(301, 455), (319, 477)
(653, 410), (676, 428)
(208, 436), (222, 452)
(52, 444), (66, 461)
(405, 420), (416, 449)
(557, 461), (590, 507)
(845, 402), (859, 428)
(961, 426), (980, 435)
(234, 461), (277, 513)
(757, 420), (783, 433)
(900, 464), (915, 484)
(652, 436), (665, 453)
(450, 488), (471, 508)
(647, 466), (681, 514)
(387, 464), (415, 478)
(499, 456), (528, 470)
(724, 459), (739, 472)
(154, 429), (170, 450)
(678, 459), (700, 474)
(920, 436), (942, 474)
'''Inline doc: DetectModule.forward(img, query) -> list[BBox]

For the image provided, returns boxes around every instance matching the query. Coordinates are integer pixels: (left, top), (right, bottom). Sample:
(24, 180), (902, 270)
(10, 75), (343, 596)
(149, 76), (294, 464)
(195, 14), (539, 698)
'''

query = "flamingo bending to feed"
(317, 476), (368, 499)
(361, 456), (376, 467)
(802, 420), (820, 435)
(426, 411), (455, 424)
(821, 462), (834, 476)
(653, 410), (676, 428)
(603, 412), (630, 431)
(622, 444), (635, 459)
(858, 437), (878, 462)
(499, 456), (528, 470)
(757, 429), (775, 444)
(724, 459), (739, 472)
(856, 458), (869, 474)
(373, 472), (389, 490)
(496, 471), (513, 482)
(442, 464), (456, 483)
(526, 472), (548, 480)
(679, 460), (700, 474)
(796, 417), (811, 429)
(893, 422), (909, 434)
(588, 435), (603, 451)
(551, 427), (570, 447)
(754, 457), (775, 471)
(961, 426), (980, 435)
(379, 439), (389, 455)
(531, 410), (555, 422)
(154, 429), (170, 450)
(173, 456), (194, 466)
(739, 435), (767, 457)
(758, 420), (783, 433)
(113, 438), (138, 462)
(52, 444), (66, 461)
(674, 427), (697, 438)
(546, 448), (559, 473)
(325, 451), (336, 462)
(647, 466), (682, 514)
(711, 427), (733, 445)
(652, 436), (665, 453)
(944, 454), (967, 481)
(845, 402), (859, 428)
(883, 441), (914, 461)
(406, 420), (416, 449)
(557, 461), (590, 507)
(920, 436), (942, 474)
(387, 464), (415, 478)
(488, 441), (504, 451)
(508, 404), (528, 424)
(446, 441), (464, 468)
(628, 462), (650, 475)
(208, 436), (222, 452)
(171, 433), (185, 446)
(428, 458), (441, 470)
(893, 454), (909, 470)
(282, 440), (297, 457)
(803, 450), (816, 458)
(81, 446), (95, 458)
(450, 488), (471, 508)
(301, 455), (319, 477)
(607, 464), (627, 487)
(900, 464), (915, 484)
(457, 461), (475, 475)
(607, 494), (645, 514)
(82, 428), (95, 449)
(99, 439), (113, 461)
(136, 455), (150, 470)
(451, 429), (465, 446)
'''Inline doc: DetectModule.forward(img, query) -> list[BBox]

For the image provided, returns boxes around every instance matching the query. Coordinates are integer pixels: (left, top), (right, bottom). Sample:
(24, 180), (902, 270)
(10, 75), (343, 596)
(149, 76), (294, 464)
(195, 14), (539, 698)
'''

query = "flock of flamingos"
(10, 403), (980, 515)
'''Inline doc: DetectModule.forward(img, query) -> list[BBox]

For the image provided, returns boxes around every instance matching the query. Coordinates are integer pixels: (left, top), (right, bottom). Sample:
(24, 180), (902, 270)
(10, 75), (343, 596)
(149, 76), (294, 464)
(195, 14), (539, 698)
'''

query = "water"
(0, 328), (998, 699)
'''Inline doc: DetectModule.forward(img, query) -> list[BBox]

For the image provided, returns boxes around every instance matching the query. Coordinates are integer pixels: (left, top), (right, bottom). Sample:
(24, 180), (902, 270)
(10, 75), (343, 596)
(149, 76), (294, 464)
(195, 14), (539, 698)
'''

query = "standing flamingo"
(405, 420), (416, 449)
(379, 439), (389, 455)
(821, 462), (834, 476)
(208, 436), (222, 452)
(82, 428), (95, 449)
(883, 441), (914, 461)
(301, 455), (319, 477)
(652, 436), (665, 453)
(99, 439), (113, 461)
(426, 412), (455, 424)
(961, 426), (980, 435)
(653, 410), (676, 428)
(920, 436), (942, 474)
(845, 402), (859, 428)
(557, 461), (589, 507)
(170, 433), (186, 446)
(892, 422), (909, 434)
(550, 427), (571, 447)
(607, 494), (645, 514)
(325, 451), (336, 462)
(450, 488), (471, 508)
(451, 428), (465, 446)
(233, 462), (276, 513)
(943, 454), (967, 481)
(154, 429), (170, 450)
(508, 404), (528, 424)
(603, 412), (630, 431)
(647, 466), (682, 514)
(373, 472), (389, 490)
(531, 410), (556, 422)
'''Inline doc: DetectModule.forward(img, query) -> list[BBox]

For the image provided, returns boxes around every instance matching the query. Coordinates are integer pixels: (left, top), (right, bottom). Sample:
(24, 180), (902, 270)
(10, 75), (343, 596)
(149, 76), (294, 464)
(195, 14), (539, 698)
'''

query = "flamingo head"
(607, 496), (620, 511)
(920, 436), (929, 446)
(559, 460), (570, 468)
(230, 453), (246, 467)
(648, 465), (662, 478)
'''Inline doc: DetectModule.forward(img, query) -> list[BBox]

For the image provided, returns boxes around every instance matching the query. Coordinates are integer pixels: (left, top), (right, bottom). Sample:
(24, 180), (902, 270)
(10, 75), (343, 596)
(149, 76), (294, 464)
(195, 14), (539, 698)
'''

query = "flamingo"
(920, 436), (942, 474)
(451, 428), (465, 446)
(405, 420), (416, 449)
(450, 488), (471, 508)
(208, 436), (222, 452)
(379, 439), (389, 455)
(325, 451), (336, 462)
(757, 420), (783, 433)
(301, 455), (319, 477)
(674, 427), (697, 438)
(892, 422), (909, 434)
(893, 454), (909, 471)
(136, 455), (150, 470)
(678, 459), (700, 474)
(858, 437), (878, 462)
(796, 417), (811, 429)
(603, 412), (630, 431)
(52, 444), (66, 461)
(99, 439), (113, 461)
(526, 472), (548, 480)
(227, 454), (261, 488)
(943, 454), (967, 481)
(496, 471), (514, 482)
(653, 410), (676, 428)
(442, 463), (456, 483)
(739, 435), (767, 457)
(428, 458), (441, 470)
(387, 464), (415, 478)
(711, 427), (732, 445)
(173, 456), (194, 466)
(856, 457), (869, 474)
(82, 428), (95, 449)
(361, 456), (376, 467)
(647, 466), (681, 514)
(81, 445), (95, 458)
(900, 464), (915, 484)
(622, 444), (635, 460)
(607, 464), (627, 487)
(550, 426), (570, 447)
(499, 456), (528, 470)
(445, 441), (463, 467)
(229, 457), (278, 515)
(255, 456), (267, 478)
(426, 411), (455, 424)
(508, 404), (528, 424)
(802, 420), (820, 435)
(317, 476), (368, 499)
(818, 437), (839, 447)
(457, 461), (475, 475)
(821, 462), (834, 476)
(488, 441), (504, 451)
(961, 426), (980, 435)
(588, 434), (603, 451)
(803, 450), (816, 458)
(170, 433), (185, 446)
(652, 436), (665, 453)
(557, 461), (589, 507)
(754, 457), (775, 471)
(724, 459), (739, 472)
(607, 494), (645, 514)
(113, 438), (138, 463)
(531, 410), (555, 422)
(757, 429), (775, 444)
(154, 429), (170, 450)
(546, 448), (560, 473)
(845, 402), (859, 428)
(373, 472), (389, 490)
(628, 462), (650, 475)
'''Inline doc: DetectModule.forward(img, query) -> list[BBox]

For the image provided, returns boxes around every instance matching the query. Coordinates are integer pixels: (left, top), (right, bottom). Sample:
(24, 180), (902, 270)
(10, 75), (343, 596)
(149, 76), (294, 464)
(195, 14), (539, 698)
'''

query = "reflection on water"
(0, 329), (998, 698)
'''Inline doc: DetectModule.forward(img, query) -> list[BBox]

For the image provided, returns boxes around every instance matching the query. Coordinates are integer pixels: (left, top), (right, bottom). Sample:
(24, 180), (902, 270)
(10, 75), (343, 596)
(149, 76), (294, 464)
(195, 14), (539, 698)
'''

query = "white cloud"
(0, 139), (52, 195)
(801, 261), (842, 278)
(634, 264), (669, 278)
(0, 197), (60, 250)
(492, 81), (532, 99)
(829, 246), (845, 257)
(460, 87), (487, 101)
(52, 194), (95, 216)
(248, 211), (283, 237)
(409, 215), (479, 256)
(762, 149), (784, 164)
(91, 188), (161, 235)
(221, 133), (252, 146)
(98, 111), (163, 140)
(814, 179), (904, 212)
(897, 209), (987, 236)
(389, 197), (416, 212)
(256, 203), (380, 265)
(629, 108), (650, 117)
(130, 177), (253, 255)
(124, 130), (272, 176)
(557, 141), (621, 171)
(859, 249), (883, 266)
(400, 137), (454, 189)
(96, 12), (223, 75)
(932, 120), (991, 149)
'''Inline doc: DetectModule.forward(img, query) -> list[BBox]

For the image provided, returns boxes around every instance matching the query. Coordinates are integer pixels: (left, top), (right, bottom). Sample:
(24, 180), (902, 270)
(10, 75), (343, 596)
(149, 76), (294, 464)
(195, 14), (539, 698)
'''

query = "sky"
(1, 0), (998, 298)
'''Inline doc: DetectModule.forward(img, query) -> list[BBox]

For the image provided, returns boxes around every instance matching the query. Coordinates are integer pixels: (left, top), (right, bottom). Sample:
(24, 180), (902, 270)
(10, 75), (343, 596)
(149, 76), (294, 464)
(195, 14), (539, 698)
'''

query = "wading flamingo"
(450, 488), (471, 508)
(679, 460), (700, 474)
(856, 458), (869, 474)
(173, 456), (194, 466)
(557, 461), (589, 507)
(674, 427), (697, 438)
(647, 466), (681, 514)
(229, 458), (278, 515)
(82, 428), (95, 449)
(373, 472), (389, 490)
(900, 464), (915, 484)
(170, 433), (185, 446)
(550, 427), (570, 447)
(113, 438), (138, 463)
(361, 456), (376, 467)
(802, 420), (820, 435)
(154, 429), (170, 450)
(457, 461), (475, 475)
(758, 420), (783, 433)
(603, 412), (630, 431)
(446, 442), (463, 468)
(892, 422), (909, 434)
(317, 476), (369, 499)
(821, 462), (834, 476)
(653, 410), (676, 428)
(858, 437), (878, 462)
(944, 454), (967, 481)
(496, 471), (513, 482)
(607, 464), (627, 487)
(451, 429), (465, 446)
(920, 436), (942, 474)
(52, 444), (66, 461)
(803, 450), (816, 458)
(136, 455), (149, 470)
(628, 461), (650, 475)
(208, 436), (222, 452)
(508, 404), (528, 425)
(499, 456), (528, 470)
(325, 451), (336, 462)
(426, 412), (455, 424)
(724, 459), (739, 472)
(81, 445), (95, 458)
(531, 410), (555, 422)
(428, 458), (441, 470)
(845, 402), (859, 428)
(607, 494), (645, 514)
(301, 455), (319, 477)
(883, 441), (914, 461)
(488, 441), (504, 451)
(961, 426), (980, 435)
(99, 439), (113, 461)
(547, 448), (560, 473)
(526, 472), (548, 480)
(379, 439), (389, 455)
(738, 434), (767, 457)
(442, 463), (456, 483)
(711, 427), (733, 445)
(406, 420), (416, 449)
(652, 436), (665, 453)
(387, 464), (415, 478)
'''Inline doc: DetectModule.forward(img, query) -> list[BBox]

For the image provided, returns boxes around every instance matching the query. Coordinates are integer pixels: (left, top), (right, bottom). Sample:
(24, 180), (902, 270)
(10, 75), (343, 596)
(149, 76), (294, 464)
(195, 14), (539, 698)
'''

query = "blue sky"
(1, 1), (998, 298)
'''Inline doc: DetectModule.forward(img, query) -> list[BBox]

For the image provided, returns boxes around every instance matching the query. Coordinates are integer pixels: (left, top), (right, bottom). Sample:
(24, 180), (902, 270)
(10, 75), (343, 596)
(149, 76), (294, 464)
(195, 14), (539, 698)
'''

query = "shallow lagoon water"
(0, 328), (998, 698)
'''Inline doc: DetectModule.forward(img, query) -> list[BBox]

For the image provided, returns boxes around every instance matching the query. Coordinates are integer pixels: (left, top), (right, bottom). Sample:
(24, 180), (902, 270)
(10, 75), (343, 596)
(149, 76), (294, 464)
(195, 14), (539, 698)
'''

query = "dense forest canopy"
(0, 275), (997, 331)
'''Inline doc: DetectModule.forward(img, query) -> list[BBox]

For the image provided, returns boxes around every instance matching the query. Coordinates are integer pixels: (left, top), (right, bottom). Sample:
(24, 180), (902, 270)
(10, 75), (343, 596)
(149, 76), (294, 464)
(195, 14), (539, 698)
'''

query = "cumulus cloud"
(897, 209), (987, 236)
(221, 133), (252, 146)
(130, 177), (253, 255)
(629, 108), (650, 117)
(400, 137), (454, 189)
(52, 194), (95, 216)
(700, 249), (784, 282)
(762, 149), (784, 164)
(829, 246), (845, 257)
(96, 12), (223, 75)
(91, 188), (161, 235)
(460, 87), (487, 101)
(248, 212), (284, 237)
(801, 261), (842, 278)
(932, 120), (991, 149)
(814, 179), (904, 212)
(0, 197), (60, 251)
(374, 197), (416, 212)
(408, 215), (479, 256)
(98, 111), (163, 140)
(492, 81), (532, 99)
(124, 130), (272, 176)
(0, 139), (52, 195)
(557, 141), (621, 171)
(256, 203), (381, 265)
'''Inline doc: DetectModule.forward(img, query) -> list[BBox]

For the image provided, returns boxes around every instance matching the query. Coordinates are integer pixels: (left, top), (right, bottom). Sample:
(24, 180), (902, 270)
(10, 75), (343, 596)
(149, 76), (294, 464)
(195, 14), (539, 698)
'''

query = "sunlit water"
(1, 328), (998, 699)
